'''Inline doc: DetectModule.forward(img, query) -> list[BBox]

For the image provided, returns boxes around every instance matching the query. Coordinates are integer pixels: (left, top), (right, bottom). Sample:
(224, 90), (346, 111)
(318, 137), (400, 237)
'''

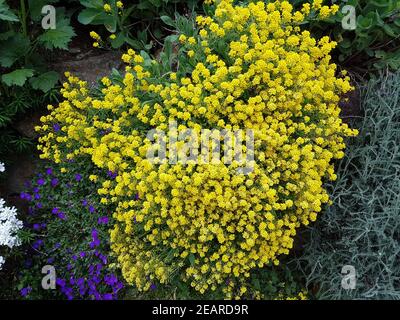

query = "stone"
(51, 50), (124, 88)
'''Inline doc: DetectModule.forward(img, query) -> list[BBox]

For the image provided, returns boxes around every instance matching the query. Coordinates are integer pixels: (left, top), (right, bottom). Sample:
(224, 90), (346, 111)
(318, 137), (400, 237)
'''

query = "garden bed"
(1, 0), (400, 301)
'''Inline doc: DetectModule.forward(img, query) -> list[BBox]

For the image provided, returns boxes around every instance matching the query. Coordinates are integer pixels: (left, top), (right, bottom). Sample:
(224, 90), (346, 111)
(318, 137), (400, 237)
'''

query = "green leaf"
(382, 24), (397, 37)
(0, 33), (30, 68)
(339, 38), (353, 49)
(148, 0), (162, 7)
(0, 0), (19, 21)
(160, 15), (175, 27)
(125, 37), (144, 50)
(77, 7), (116, 32)
(2, 69), (35, 87)
(136, 1), (153, 10)
(80, 0), (104, 9)
(0, 30), (14, 41)
(78, 8), (105, 24)
(38, 18), (75, 50)
(28, 0), (58, 21)
(110, 32), (126, 49)
(357, 15), (374, 30)
(29, 71), (60, 92)
(188, 254), (195, 266)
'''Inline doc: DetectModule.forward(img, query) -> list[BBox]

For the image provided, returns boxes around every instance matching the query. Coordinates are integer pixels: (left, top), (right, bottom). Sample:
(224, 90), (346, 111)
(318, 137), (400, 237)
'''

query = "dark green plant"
(0, 0), (76, 156)
(0, 1), (75, 91)
(77, 0), (201, 51)
(287, 0), (400, 72)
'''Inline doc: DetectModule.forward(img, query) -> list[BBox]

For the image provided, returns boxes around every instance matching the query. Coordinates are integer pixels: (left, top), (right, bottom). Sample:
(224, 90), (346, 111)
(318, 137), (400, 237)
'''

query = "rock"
(51, 50), (124, 88)
(0, 153), (39, 212)
(13, 112), (43, 139)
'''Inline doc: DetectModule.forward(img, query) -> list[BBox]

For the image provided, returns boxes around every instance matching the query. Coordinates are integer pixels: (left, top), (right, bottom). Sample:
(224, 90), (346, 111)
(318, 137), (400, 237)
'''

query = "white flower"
(0, 162), (23, 270)
(0, 199), (22, 248)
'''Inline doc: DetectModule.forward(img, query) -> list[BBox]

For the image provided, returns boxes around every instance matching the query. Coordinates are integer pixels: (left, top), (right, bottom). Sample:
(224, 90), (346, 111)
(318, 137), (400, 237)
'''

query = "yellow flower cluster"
(275, 290), (308, 300)
(36, 0), (357, 298)
(104, 3), (112, 13)
(90, 31), (102, 47)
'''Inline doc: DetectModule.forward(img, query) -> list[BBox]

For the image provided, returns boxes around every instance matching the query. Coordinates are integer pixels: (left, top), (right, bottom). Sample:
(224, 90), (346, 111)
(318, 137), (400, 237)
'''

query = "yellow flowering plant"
(37, 0), (357, 299)
(79, 1), (153, 50)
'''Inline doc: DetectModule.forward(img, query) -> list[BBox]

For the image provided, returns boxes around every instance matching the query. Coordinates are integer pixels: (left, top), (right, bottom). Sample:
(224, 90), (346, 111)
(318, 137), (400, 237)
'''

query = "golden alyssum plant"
(36, 0), (357, 298)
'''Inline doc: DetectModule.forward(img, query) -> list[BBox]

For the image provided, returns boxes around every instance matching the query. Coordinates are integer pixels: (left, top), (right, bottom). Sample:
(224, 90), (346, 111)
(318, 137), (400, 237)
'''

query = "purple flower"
(20, 287), (32, 297)
(77, 278), (85, 286)
(90, 229), (100, 249)
(34, 193), (41, 200)
(32, 239), (44, 250)
(33, 223), (41, 231)
(150, 283), (157, 291)
(46, 168), (53, 175)
(79, 287), (87, 296)
(20, 192), (32, 201)
(89, 205), (95, 213)
(98, 216), (109, 225)
(82, 199), (88, 207)
(107, 171), (118, 179)
(105, 274), (118, 286)
(135, 193), (140, 200)
(99, 254), (107, 265)
(58, 212), (66, 220)
(80, 252), (86, 258)
(56, 278), (66, 287)
(114, 282), (124, 292)
(52, 207), (60, 215)
(53, 123), (61, 132)
(51, 178), (59, 187)
(75, 174), (82, 182)
(36, 202), (43, 209)
(103, 293), (113, 300)
(37, 178), (45, 186)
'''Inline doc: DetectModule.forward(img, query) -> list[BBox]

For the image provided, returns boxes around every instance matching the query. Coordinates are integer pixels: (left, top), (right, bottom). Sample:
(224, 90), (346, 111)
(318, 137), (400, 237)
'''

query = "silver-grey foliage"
(291, 72), (400, 300)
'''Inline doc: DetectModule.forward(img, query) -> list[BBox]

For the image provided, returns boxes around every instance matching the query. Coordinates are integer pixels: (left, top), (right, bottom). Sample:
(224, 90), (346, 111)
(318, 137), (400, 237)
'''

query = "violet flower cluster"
(19, 165), (124, 299)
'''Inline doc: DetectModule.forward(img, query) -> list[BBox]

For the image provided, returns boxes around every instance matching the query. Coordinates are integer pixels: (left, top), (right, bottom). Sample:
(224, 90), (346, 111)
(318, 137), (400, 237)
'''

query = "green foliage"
(292, 71), (400, 299)
(0, 0), (18, 21)
(287, 0), (400, 72)
(29, 71), (60, 93)
(37, 15), (76, 50)
(0, 2), (75, 88)
(0, 1), (76, 156)
(2, 69), (34, 87)
(78, 0), (201, 50)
